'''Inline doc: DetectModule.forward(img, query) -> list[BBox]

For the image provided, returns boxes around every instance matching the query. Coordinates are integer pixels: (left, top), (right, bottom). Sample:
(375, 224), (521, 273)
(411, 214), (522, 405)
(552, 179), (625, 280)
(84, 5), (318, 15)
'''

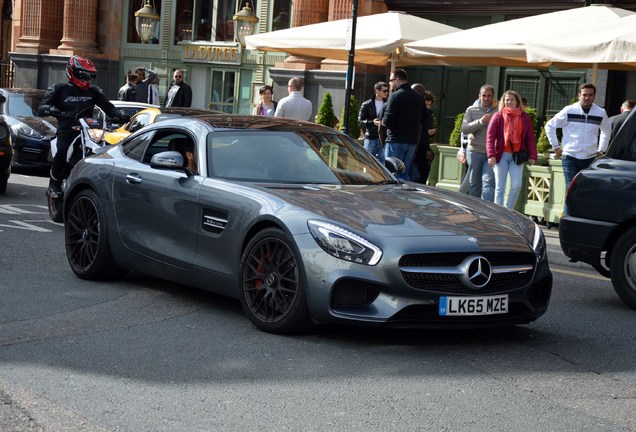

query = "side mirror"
(384, 156), (406, 175)
(150, 151), (185, 170)
(0, 94), (6, 104)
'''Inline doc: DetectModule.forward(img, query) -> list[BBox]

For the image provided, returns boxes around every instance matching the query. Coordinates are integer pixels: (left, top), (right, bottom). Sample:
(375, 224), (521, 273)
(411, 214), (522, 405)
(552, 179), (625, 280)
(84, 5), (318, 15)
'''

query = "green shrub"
(524, 105), (539, 140)
(448, 112), (464, 147)
(315, 92), (336, 128)
(340, 94), (361, 139)
(536, 116), (552, 155)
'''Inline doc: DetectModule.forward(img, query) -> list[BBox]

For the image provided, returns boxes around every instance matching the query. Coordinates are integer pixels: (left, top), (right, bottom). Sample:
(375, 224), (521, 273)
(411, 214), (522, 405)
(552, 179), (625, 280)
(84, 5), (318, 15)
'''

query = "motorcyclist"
(38, 55), (128, 193)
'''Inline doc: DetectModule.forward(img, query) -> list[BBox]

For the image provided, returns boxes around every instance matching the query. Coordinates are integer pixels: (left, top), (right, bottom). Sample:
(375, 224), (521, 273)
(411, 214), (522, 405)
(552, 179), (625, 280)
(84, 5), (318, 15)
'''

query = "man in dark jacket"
(165, 69), (193, 107)
(133, 66), (158, 105)
(381, 68), (427, 181)
(358, 81), (387, 164)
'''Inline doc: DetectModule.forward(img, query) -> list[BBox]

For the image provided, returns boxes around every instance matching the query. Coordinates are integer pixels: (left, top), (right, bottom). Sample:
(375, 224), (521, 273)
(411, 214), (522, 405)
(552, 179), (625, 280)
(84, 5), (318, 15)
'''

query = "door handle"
(125, 173), (142, 184)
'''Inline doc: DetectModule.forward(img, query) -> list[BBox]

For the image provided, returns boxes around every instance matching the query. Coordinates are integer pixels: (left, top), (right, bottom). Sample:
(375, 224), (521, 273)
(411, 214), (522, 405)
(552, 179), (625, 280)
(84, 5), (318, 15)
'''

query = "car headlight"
(532, 223), (547, 262)
(308, 220), (382, 266)
(16, 122), (44, 139)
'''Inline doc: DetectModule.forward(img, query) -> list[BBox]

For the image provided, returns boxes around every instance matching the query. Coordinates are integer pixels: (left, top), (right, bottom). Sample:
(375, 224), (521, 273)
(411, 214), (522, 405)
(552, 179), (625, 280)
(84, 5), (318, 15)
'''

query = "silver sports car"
(63, 115), (552, 334)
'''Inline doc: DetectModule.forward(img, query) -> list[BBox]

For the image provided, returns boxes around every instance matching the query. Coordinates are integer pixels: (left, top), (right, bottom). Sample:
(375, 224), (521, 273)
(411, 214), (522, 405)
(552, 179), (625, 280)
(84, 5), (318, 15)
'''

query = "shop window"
(210, 70), (236, 113)
(127, 0), (163, 44)
(272, 0), (292, 31)
(546, 78), (581, 117)
(174, 0), (259, 44)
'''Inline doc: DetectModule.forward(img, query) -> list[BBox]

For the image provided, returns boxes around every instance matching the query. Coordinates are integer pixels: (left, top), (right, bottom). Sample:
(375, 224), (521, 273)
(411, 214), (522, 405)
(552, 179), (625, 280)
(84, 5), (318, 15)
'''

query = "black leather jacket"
(38, 82), (122, 132)
(358, 97), (384, 139)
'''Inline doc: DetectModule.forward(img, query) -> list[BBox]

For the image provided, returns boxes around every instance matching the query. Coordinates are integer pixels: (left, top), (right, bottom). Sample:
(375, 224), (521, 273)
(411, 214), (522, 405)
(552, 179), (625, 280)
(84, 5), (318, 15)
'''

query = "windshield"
(6, 92), (44, 116)
(208, 130), (396, 185)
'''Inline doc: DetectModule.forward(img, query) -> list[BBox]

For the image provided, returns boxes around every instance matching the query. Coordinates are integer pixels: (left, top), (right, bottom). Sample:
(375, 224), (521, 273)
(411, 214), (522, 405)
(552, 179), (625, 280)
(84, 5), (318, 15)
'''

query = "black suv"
(560, 110), (636, 309)
(0, 115), (11, 193)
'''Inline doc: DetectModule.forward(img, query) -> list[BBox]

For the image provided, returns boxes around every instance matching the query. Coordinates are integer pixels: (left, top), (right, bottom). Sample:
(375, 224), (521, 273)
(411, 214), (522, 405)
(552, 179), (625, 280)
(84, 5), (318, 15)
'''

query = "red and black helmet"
(66, 55), (97, 90)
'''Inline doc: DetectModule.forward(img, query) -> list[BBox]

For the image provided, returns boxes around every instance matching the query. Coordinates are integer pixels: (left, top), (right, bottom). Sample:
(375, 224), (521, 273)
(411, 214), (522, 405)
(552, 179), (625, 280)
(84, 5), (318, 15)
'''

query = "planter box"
(519, 158), (564, 223)
(431, 145), (564, 223)
(431, 144), (465, 191)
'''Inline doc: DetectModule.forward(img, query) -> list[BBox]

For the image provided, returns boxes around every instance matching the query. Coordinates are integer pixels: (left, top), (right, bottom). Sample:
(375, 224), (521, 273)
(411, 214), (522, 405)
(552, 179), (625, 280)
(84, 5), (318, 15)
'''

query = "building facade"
(7, 0), (636, 143)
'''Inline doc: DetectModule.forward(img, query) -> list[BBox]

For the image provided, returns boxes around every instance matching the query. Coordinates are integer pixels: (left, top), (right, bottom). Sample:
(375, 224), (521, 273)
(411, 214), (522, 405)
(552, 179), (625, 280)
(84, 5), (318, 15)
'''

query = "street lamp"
(233, 2), (259, 47)
(135, 0), (160, 44)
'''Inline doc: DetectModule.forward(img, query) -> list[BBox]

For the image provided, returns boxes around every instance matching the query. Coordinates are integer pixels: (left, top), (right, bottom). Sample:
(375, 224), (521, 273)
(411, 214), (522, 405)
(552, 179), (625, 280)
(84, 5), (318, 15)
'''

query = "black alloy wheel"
(65, 189), (124, 280)
(240, 228), (311, 334)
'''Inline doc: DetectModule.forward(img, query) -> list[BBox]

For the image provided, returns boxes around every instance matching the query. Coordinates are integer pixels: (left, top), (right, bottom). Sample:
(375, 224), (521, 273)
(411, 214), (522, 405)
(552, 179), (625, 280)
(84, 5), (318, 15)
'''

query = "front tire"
(609, 226), (636, 309)
(239, 228), (312, 334)
(65, 189), (125, 280)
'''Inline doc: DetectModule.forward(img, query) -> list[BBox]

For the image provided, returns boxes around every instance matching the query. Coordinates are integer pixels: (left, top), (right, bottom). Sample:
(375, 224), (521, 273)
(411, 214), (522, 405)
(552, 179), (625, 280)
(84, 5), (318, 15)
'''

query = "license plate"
(439, 295), (508, 316)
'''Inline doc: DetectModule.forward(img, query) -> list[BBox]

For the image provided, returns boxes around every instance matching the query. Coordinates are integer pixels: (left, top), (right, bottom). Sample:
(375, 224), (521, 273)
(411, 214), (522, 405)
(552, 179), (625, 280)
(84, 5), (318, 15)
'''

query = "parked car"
(0, 113), (11, 194)
(62, 115), (552, 334)
(560, 110), (636, 309)
(0, 88), (56, 170)
(104, 107), (222, 145)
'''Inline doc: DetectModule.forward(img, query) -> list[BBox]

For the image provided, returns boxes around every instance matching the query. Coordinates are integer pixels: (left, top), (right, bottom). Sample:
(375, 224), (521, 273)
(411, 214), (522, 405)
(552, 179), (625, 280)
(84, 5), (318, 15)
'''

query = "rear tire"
(65, 189), (126, 280)
(239, 228), (313, 334)
(609, 227), (636, 309)
(47, 190), (63, 222)
(0, 169), (8, 194)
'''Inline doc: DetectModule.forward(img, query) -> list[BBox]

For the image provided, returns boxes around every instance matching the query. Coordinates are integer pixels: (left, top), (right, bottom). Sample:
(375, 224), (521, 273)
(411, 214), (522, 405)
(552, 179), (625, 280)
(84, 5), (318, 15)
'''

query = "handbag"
(512, 147), (530, 165)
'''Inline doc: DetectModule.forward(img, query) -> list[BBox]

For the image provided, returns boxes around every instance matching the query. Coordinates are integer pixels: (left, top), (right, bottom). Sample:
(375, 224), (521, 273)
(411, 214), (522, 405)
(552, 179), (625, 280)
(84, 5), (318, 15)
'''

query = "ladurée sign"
(181, 42), (242, 65)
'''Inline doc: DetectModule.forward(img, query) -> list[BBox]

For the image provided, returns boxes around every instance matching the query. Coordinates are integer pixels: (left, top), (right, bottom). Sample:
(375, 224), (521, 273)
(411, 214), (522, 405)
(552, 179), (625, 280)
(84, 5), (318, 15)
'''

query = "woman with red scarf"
(486, 90), (537, 209)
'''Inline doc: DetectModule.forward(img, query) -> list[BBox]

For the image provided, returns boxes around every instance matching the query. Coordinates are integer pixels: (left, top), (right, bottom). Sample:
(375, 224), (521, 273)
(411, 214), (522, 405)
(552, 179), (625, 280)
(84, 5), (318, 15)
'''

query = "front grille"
(400, 251), (535, 294)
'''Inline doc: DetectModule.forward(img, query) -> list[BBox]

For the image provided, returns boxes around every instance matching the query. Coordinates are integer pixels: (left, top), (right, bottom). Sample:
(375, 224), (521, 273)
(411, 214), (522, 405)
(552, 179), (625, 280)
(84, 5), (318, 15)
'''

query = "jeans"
(561, 155), (595, 214)
(493, 152), (524, 209)
(466, 150), (495, 202)
(364, 138), (385, 165)
(386, 141), (417, 181)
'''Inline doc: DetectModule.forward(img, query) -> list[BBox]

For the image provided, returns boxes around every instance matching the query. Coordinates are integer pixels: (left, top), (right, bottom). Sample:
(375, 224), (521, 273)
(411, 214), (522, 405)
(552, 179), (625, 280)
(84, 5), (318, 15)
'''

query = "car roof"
(156, 114), (337, 133)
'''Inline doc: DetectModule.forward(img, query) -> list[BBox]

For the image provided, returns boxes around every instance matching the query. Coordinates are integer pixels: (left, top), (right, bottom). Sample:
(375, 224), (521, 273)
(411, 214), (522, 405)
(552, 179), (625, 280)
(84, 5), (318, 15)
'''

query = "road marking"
(0, 204), (48, 214)
(0, 220), (53, 232)
(551, 267), (609, 281)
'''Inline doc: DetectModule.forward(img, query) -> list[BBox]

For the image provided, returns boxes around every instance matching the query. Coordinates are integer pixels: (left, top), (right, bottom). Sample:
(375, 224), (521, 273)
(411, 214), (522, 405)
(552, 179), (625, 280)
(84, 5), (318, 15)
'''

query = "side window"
(121, 132), (154, 162)
(128, 113), (152, 133)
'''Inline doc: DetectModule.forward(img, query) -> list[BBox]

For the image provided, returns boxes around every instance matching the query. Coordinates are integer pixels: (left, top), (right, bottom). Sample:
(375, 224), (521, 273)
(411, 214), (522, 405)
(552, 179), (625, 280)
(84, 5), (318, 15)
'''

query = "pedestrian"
(117, 72), (137, 102)
(461, 84), (497, 202)
(148, 77), (159, 106)
(274, 77), (312, 121)
(609, 99), (635, 140)
(544, 83), (610, 198)
(165, 69), (193, 108)
(358, 81), (388, 164)
(252, 84), (277, 116)
(410, 83), (436, 184)
(133, 66), (158, 105)
(486, 90), (537, 209)
(381, 68), (427, 181)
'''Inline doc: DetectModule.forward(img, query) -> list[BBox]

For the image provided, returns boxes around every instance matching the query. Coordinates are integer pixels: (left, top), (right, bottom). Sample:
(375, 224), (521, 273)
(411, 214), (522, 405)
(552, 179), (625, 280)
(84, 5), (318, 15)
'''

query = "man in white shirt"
(274, 77), (312, 121)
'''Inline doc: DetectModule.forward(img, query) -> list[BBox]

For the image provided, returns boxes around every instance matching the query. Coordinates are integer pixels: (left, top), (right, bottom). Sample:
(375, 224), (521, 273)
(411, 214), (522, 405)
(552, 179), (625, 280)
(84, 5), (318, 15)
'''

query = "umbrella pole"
(591, 63), (598, 85)
(342, 0), (359, 136)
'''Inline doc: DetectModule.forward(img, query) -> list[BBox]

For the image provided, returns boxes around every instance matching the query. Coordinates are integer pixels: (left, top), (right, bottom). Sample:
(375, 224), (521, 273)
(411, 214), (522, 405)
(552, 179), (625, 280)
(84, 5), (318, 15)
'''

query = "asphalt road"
(1, 172), (635, 432)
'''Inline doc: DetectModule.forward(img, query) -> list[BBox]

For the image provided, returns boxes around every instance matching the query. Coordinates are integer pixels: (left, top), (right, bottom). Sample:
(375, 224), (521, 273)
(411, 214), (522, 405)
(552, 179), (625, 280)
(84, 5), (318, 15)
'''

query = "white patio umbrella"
(245, 11), (460, 72)
(403, 4), (634, 68)
(526, 13), (636, 82)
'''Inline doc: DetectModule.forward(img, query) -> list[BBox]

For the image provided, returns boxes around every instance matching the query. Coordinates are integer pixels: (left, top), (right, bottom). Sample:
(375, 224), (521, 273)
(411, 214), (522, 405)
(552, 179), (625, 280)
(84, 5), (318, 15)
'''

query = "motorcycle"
(46, 107), (115, 222)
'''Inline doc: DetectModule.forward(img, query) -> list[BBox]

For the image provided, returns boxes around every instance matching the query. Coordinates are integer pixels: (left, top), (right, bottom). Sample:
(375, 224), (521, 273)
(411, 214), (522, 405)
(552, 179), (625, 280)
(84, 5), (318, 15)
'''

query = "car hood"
(11, 115), (57, 136)
(261, 183), (528, 248)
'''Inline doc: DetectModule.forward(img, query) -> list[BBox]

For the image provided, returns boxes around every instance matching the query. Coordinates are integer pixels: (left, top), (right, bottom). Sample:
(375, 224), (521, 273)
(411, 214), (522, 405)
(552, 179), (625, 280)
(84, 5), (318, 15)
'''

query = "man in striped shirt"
(545, 83), (610, 191)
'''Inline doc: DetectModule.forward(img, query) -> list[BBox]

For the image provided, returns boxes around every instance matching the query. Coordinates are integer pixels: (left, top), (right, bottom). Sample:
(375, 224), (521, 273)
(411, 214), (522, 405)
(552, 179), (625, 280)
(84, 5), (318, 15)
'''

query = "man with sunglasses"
(358, 81), (388, 164)
(165, 69), (192, 108)
(38, 55), (126, 194)
(381, 69), (428, 180)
